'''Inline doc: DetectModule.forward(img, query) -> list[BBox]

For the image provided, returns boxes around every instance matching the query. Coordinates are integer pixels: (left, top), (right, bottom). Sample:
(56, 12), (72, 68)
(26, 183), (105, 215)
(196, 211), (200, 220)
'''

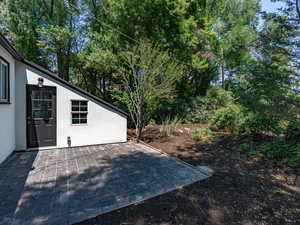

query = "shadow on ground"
(0, 143), (208, 225)
(77, 135), (300, 225)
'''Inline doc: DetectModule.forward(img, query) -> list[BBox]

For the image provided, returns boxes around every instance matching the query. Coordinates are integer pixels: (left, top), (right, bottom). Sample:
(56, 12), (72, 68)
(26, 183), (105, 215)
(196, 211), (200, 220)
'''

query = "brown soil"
(77, 124), (300, 225)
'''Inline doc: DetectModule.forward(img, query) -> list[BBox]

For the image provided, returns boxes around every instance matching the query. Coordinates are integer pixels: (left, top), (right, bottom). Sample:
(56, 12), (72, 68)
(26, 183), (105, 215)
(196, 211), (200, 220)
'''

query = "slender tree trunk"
(297, 0), (300, 19)
(221, 60), (225, 88)
(57, 51), (70, 81)
(220, 47), (225, 88)
(136, 107), (142, 141)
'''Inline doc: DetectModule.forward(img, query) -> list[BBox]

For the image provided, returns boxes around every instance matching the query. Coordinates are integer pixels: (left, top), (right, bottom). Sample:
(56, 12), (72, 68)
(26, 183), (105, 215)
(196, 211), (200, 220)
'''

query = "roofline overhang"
(0, 33), (128, 117)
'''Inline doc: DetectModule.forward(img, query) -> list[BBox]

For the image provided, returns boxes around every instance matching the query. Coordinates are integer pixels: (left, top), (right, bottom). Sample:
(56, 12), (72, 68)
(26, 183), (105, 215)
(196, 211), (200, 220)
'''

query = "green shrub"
(236, 143), (251, 152)
(239, 112), (282, 135)
(286, 119), (300, 142)
(206, 86), (234, 108)
(192, 127), (214, 142)
(210, 104), (245, 132)
(178, 86), (234, 123)
(260, 141), (300, 167)
(161, 116), (182, 136)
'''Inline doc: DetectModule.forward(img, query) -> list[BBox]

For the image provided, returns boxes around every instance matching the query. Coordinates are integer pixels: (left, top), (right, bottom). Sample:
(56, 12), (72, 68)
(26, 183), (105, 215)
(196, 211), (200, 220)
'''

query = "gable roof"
(0, 33), (128, 117)
(0, 34), (23, 60)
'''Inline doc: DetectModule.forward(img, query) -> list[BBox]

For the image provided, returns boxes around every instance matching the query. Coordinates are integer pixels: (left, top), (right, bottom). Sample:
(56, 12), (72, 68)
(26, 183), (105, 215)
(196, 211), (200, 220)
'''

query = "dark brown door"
(27, 85), (57, 148)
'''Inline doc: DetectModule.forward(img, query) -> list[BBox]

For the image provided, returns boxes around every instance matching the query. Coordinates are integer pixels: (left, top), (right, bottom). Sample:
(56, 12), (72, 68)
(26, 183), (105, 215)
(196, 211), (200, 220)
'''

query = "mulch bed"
(77, 124), (300, 225)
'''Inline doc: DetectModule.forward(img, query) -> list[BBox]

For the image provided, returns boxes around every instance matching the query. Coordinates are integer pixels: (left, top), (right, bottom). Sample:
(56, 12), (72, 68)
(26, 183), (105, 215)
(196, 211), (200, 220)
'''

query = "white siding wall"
(0, 46), (15, 163)
(15, 64), (127, 150)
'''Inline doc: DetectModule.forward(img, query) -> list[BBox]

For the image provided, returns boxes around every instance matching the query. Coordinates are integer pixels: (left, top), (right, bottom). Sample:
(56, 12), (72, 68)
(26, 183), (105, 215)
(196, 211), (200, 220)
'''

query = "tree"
(0, 0), (80, 80)
(116, 42), (183, 139)
(86, 0), (215, 97)
(0, 0), (50, 68)
(204, 0), (259, 88)
(234, 9), (299, 122)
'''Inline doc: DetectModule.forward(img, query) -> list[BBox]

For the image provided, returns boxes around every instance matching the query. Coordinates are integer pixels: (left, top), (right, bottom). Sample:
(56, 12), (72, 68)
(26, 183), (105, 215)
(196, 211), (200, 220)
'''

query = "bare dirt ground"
(77, 124), (300, 225)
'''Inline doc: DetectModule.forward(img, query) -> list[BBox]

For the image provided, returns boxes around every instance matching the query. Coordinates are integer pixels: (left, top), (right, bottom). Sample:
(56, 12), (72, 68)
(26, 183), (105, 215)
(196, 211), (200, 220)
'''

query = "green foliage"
(260, 141), (300, 167)
(232, 10), (299, 128)
(100, 0), (218, 97)
(206, 86), (234, 108)
(286, 119), (300, 142)
(0, 0), (79, 80)
(0, 0), (298, 141)
(115, 41), (184, 139)
(239, 112), (282, 135)
(210, 104), (245, 132)
(236, 143), (251, 152)
(176, 86), (234, 123)
(192, 127), (214, 142)
(161, 116), (182, 136)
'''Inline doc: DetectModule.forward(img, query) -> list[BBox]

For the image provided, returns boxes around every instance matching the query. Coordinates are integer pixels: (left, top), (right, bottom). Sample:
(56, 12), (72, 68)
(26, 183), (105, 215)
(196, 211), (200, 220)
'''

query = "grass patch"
(161, 116), (182, 136)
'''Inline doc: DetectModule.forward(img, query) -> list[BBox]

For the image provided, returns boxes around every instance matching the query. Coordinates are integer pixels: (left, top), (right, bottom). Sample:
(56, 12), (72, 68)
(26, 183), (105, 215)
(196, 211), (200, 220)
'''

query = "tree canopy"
(0, 0), (299, 137)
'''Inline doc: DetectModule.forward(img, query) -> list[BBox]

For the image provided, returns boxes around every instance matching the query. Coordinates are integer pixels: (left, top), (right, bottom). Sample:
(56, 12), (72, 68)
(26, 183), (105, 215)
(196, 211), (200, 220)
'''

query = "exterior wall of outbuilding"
(0, 46), (15, 163)
(15, 63), (127, 150)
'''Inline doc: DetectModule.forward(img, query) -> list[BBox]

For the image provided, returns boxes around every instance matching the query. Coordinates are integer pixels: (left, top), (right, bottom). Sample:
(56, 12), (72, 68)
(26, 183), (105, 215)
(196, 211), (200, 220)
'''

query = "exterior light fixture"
(38, 77), (44, 88)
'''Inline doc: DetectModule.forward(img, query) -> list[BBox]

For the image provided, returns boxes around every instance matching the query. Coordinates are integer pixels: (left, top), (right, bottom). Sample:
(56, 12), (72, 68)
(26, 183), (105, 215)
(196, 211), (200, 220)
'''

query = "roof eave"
(22, 59), (129, 118)
(0, 34), (23, 61)
(0, 33), (128, 117)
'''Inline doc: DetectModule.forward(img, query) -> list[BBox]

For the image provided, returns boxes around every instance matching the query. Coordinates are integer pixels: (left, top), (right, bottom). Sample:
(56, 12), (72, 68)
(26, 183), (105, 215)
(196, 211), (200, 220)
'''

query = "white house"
(0, 34), (127, 163)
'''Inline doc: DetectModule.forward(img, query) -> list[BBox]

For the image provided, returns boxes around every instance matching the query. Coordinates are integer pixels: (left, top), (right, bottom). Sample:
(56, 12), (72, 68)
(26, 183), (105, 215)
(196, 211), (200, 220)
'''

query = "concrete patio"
(0, 142), (209, 225)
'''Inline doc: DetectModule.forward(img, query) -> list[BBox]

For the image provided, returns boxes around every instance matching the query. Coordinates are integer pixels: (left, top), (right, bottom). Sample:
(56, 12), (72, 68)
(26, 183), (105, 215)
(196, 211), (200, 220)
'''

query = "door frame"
(26, 84), (57, 148)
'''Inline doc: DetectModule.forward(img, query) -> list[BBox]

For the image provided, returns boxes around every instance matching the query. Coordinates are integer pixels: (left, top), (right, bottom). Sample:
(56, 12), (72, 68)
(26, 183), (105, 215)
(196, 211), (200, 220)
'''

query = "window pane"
(80, 101), (87, 107)
(1, 64), (5, 100)
(72, 106), (80, 111)
(80, 106), (88, 112)
(2, 65), (6, 99)
(33, 91), (41, 100)
(47, 101), (52, 109)
(33, 110), (42, 118)
(80, 113), (87, 120)
(4, 65), (7, 99)
(72, 119), (80, 124)
(80, 119), (87, 124)
(0, 61), (9, 102)
(43, 92), (52, 100)
(47, 110), (52, 118)
(32, 100), (41, 109)
(72, 100), (80, 106)
(72, 113), (80, 119)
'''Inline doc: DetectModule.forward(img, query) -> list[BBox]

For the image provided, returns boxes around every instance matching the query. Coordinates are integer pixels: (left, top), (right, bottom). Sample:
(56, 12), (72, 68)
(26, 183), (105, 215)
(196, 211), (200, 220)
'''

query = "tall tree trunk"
(220, 47), (225, 88)
(297, 0), (300, 19)
(221, 60), (225, 88)
(57, 51), (70, 81)
(136, 107), (142, 141)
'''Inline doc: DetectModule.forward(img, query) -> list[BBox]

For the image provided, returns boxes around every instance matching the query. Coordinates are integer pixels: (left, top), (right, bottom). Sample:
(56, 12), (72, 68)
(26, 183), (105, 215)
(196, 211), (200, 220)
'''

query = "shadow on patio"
(84, 137), (300, 225)
(0, 142), (208, 225)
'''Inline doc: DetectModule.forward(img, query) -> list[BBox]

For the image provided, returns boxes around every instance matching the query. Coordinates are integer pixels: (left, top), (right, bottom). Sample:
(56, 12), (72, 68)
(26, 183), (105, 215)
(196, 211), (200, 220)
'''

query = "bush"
(206, 86), (234, 108)
(176, 86), (235, 123)
(260, 141), (300, 167)
(286, 119), (300, 142)
(236, 143), (251, 152)
(192, 127), (214, 142)
(239, 112), (282, 135)
(210, 104), (245, 132)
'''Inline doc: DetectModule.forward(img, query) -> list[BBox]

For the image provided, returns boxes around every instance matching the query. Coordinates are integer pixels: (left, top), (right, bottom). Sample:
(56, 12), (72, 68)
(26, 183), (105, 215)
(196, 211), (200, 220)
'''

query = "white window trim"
(0, 58), (9, 104)
(70, 100), (88, 126)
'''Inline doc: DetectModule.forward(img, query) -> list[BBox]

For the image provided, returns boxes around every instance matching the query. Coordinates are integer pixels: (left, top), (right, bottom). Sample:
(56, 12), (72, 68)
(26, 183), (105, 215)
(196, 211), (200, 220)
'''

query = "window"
(71, 100), (88, 125)
(0, 58), (9, 103)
